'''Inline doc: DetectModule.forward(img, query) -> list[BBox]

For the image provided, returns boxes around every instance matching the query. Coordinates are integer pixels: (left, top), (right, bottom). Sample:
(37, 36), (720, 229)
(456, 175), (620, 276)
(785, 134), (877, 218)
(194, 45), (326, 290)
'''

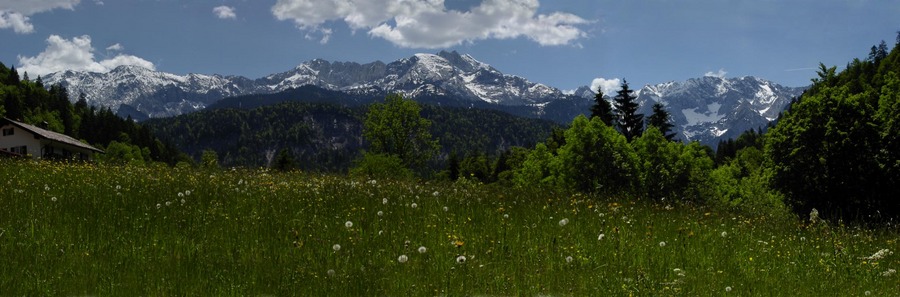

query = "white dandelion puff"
(51, 197), (57, 202)
(659, 241), (666, 247)
(398, 254), (408, 263)
(185, 190), (191, 196)
(332, 244), (341, 252)
(456, 255), (467, 264)
(598, 233), (605, 240)
(862, 249), (892, 261)
(411, 203), (418, 209)
(418, 246), (427, 254)
(443, 206), (449, 212)
(721, 231), (728, 238)
(559, 218), (569, 227)
(165, 201), (172, 206)
(382, 198), (388, 205)
(178, 192), (184, 198)
(864, 291), (871, 296)
(327, 269), (335, 277)
(725, 286), (732, 292)
(156, 203), (162, 209)
(503, 214), (509, 219)
(345, 221), (353, 228)
(377, 211), (384, 216)
(565, 256), (573, 263)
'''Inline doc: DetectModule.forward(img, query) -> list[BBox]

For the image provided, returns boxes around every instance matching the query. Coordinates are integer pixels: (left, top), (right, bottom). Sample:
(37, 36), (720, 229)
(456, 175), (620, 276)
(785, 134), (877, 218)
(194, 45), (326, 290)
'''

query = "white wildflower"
(882, 268), (896, 277)
(862, 249), (892, 261)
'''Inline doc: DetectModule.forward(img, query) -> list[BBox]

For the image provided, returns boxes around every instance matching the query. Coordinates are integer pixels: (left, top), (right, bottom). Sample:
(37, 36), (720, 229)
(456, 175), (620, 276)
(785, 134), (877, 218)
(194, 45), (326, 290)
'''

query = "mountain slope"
(579, 76), (806, 146)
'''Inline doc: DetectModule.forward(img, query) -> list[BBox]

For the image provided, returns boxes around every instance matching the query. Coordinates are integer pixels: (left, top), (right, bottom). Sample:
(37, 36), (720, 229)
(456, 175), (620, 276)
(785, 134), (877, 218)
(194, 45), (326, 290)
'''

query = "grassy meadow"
(0, 159), (898, 296)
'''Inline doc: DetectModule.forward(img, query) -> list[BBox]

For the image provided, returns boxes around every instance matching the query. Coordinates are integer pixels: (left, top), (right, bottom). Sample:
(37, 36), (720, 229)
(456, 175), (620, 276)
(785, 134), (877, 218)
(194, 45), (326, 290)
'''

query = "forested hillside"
(144, 101), (558, 171)
(0, 62), (183, 164)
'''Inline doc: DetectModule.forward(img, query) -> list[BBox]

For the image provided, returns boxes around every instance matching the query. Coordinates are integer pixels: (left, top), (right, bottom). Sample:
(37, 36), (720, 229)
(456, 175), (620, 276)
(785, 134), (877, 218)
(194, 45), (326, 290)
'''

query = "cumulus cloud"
(271, 0), (590, 48)
(0, 11), (33, 33)
(704, 68), (728, 79)
(591, 77), (621, 96)
(213, 5), (236, 20)
(18, 35), (155, 77)
(0, 0), (81, 33)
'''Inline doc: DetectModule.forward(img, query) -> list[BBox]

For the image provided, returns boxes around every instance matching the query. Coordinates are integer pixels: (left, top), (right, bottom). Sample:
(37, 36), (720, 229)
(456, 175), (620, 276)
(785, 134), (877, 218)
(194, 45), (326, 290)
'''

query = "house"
(0, 118), (103, 161)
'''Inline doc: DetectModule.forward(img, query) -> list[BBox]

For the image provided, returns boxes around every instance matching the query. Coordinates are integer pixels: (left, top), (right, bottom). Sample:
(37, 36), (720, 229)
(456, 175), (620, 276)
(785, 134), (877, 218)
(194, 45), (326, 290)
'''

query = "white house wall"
(0, 124), (41, 157)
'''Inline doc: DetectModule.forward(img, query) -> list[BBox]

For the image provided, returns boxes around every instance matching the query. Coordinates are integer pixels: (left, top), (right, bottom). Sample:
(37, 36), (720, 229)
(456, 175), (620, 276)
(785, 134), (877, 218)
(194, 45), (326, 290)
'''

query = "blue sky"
(1, 0), (898, 92)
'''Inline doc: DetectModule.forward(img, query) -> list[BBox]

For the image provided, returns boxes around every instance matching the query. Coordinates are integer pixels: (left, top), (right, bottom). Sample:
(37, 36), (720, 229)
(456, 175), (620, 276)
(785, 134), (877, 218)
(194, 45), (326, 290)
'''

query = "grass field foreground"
(1, 159), (897, 295)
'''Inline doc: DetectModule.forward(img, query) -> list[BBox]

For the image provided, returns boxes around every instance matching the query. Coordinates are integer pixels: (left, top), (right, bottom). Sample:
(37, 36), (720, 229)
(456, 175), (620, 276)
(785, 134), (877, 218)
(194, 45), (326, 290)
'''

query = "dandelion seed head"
(418, 246), (427, 254)
(411, 203), (418, 209)
(180, 199), (186, 204)
(598, 233), (605, 240)
(185, 190), (191, 196)
(559, 218), (569, 227)
(327, 269), (335, 277)
(725, 286), (732, 292)
(503, 214), (509, 219)
(433, 191), (439, 197)
(332, 244), (341, 252)
(456, 255), (467, 264)
(443, 206), (449, 212)
(51, 197), (57, 202)
(44, 184), (50, 191)
(156, 203), (161, 209)
(864, 290), (871, 296)
(165, 201), (172, 206)
(178, 192), (184, 198)
(345, 221), (353, 228)
(565, 256), (573, 263)
(377, 211), (384, 216)
(382, 198), (388, 205)
(398, 254), (408, 263)
(721, 231), (728, 238)
(659, 241), (666, 247)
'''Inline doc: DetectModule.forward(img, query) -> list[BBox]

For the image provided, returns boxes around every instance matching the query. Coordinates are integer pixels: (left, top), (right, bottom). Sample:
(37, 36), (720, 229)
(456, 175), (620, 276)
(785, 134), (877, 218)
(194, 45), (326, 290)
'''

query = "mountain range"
(40, 51), (806, 147)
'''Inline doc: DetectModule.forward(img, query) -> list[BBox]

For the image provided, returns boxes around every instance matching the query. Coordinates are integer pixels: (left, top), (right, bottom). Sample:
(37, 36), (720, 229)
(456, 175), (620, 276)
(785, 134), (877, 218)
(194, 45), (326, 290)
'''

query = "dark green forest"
(144, 101), (558, 172)
(0, 62), (184, 165)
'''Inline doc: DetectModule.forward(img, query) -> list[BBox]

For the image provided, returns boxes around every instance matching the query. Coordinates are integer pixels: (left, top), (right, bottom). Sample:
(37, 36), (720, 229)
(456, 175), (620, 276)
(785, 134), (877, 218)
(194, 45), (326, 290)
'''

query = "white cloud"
(590, 77), (621, 96)
(0, 0), (80, 33)
(0, 11), (33, 33)
(106, 43), (123, 51)
(705, 68), (727, 79)
(213, 5), (236, 20)
(271, 0), (590, 48)
(18, 35), (155, 77)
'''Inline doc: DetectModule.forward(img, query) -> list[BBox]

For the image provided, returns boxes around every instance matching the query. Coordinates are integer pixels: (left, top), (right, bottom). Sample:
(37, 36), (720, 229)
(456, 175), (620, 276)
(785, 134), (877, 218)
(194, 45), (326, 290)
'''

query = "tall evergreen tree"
(646, 102), (676, 141)
(590, 88), (614, 126)
(613, 80), (644, 141)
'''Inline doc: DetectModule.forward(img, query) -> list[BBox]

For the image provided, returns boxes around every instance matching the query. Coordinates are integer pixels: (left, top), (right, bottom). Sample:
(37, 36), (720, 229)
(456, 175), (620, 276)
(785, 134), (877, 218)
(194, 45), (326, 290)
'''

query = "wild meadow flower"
(333, 244), (341, 252)
(398, 255), (408, 263)
(456, 255), (467, 264)
(882, 268), (896, 277)
(345, 221), (353, 228)
(862, 249), (892, 261)
(418, 246), (427, 254)
(559, 218), (569, 227)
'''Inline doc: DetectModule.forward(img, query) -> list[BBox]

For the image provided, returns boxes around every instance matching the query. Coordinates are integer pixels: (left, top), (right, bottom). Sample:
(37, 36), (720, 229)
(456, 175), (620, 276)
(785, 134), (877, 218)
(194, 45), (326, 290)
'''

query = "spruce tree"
(590, 88), (614, 126)
(613, 80), (644, 141)
(646, 102), (676, 141)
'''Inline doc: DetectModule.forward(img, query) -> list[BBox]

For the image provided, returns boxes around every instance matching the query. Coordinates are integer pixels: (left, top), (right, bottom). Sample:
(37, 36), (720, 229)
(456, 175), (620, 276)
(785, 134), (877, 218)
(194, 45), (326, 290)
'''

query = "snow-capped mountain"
(41, 51), (566, 118)
(580, 76), (806, 146)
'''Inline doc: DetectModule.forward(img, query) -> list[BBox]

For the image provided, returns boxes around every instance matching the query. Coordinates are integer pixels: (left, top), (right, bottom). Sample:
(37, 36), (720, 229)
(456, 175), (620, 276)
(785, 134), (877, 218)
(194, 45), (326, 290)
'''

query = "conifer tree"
(646, 102), (676, 141)
(590, 88), (614, 126)
(613, 80), (643, 141)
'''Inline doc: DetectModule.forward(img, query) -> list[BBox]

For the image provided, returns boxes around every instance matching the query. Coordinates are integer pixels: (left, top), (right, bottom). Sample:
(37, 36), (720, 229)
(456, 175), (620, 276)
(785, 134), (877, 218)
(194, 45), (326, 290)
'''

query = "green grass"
(1, 159), (897, 296)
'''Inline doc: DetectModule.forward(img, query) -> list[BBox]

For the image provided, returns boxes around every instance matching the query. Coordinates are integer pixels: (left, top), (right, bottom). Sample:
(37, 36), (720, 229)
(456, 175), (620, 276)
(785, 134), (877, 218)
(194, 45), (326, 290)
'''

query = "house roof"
(1, 118), (104, 154)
